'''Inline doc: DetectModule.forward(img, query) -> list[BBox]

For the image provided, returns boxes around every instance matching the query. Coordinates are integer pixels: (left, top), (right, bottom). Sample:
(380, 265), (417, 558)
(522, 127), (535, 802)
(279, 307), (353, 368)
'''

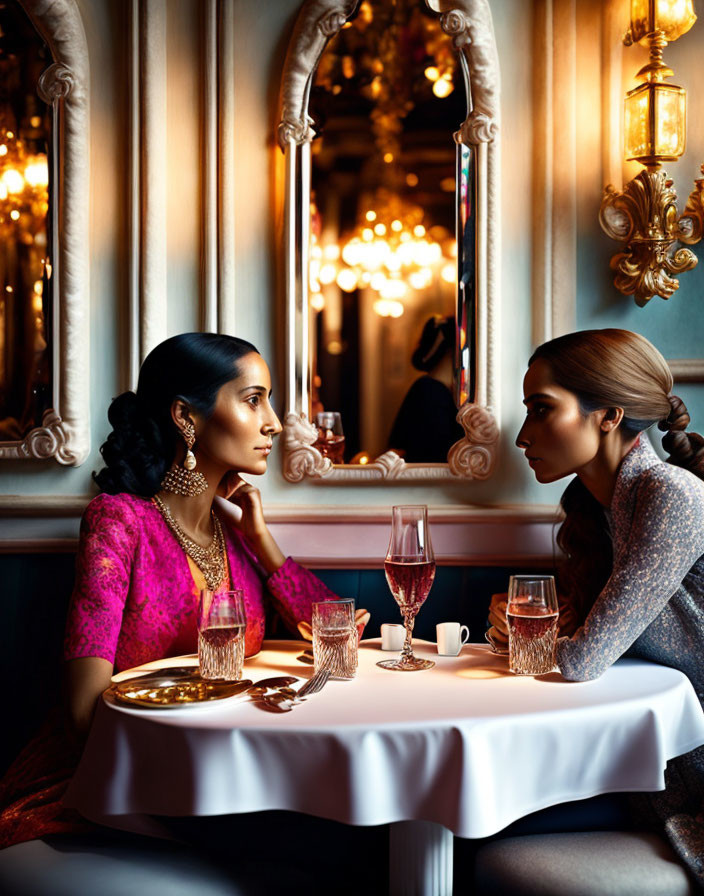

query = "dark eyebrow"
(523, 392), (554, 406)
(238, 385), (267, 395)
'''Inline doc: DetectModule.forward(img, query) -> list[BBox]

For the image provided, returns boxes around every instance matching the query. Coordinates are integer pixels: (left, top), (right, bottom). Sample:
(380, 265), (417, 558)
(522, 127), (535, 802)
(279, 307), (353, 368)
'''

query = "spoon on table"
(246, 676), (299, 697)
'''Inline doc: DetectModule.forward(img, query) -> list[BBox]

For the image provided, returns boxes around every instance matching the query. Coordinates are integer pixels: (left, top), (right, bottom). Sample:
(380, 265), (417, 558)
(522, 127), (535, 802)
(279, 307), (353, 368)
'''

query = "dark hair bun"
(411, 316), (455, 372)
(658, 394), (690, 433)
(93, 391), (167, 496)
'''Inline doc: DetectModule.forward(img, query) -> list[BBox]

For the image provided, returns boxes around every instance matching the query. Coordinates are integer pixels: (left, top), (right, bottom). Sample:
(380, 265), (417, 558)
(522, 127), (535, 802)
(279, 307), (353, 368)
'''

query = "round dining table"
(64, 639), (704, 896)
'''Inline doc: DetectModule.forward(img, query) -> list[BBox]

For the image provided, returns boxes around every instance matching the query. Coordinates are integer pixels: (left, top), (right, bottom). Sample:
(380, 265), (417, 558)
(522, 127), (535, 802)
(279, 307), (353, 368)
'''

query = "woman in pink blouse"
(1, 332), (347, 847)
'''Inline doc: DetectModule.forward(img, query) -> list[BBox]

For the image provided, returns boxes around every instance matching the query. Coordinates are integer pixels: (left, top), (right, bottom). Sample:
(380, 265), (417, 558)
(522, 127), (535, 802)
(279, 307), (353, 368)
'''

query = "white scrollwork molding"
(0, 0), (90, 465)
(278, 0), (501, 483)
(283, 397), (499, 482)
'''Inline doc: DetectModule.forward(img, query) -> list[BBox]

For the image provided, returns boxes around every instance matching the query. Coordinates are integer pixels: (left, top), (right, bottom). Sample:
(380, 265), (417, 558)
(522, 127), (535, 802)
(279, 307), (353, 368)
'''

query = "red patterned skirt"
(0, 709), (95, 848)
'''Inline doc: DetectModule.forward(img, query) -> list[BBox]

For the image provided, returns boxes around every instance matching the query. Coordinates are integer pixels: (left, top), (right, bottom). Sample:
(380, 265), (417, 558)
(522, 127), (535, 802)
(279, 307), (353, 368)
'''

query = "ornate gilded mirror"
(278, 0), (500, 482)
(0, 0), (89, 464)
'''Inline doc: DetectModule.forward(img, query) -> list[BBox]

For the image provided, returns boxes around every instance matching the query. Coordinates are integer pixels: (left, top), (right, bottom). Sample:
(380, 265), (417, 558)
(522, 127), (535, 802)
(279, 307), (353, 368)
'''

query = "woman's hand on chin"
(221, 473), (286, 574)
(222, 475), (267, 539)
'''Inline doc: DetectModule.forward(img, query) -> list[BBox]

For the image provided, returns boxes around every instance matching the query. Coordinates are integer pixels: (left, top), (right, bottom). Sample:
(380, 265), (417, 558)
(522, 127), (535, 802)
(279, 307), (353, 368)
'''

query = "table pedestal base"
(389, 820), (453, 896)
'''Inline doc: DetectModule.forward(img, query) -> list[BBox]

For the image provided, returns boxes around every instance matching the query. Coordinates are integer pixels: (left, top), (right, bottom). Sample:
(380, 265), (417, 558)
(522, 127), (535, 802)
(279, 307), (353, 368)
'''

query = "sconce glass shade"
(630, 0), (697, 44)
(625, 79), (686, 163)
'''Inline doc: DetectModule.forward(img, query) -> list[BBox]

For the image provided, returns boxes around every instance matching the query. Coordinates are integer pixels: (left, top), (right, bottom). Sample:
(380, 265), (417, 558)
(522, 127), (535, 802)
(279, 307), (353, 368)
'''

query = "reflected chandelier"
(310, 189), (455, 319)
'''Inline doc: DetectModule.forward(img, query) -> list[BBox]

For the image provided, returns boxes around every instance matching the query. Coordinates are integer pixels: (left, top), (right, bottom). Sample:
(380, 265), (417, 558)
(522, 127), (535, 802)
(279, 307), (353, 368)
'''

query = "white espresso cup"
(436, 622), (470, 656)
(380, 623), (406, 651)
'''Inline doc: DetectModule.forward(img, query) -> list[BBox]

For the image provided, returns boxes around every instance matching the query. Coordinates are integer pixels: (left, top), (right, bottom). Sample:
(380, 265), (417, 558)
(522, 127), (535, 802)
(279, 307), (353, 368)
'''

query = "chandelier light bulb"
(432, 75), (453, 98)
(3, 168), (24, 194)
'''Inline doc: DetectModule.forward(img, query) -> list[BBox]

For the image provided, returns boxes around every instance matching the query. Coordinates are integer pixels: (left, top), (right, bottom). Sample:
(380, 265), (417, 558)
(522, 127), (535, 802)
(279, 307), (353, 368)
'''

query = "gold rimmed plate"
(108, 675), (253, 709)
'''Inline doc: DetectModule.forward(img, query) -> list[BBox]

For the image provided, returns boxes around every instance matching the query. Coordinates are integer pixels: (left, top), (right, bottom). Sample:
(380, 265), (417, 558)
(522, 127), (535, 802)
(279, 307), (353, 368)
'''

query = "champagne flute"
(377, 505), (436, 671)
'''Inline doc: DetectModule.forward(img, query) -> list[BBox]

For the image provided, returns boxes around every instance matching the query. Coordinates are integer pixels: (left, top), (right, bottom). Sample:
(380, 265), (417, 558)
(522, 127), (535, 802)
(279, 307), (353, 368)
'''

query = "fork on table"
(259, 668), (331, 711)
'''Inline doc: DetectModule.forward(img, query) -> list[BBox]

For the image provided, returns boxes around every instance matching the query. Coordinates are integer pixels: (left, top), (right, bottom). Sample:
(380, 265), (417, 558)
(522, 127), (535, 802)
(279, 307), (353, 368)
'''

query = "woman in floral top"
(1, 332), (347, 847)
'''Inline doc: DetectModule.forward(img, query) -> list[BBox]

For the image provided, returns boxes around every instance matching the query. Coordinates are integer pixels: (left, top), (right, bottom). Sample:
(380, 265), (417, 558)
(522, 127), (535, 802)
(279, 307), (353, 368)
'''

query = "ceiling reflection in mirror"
(0, 0), (52, 443)
(307, 0), (470, 464)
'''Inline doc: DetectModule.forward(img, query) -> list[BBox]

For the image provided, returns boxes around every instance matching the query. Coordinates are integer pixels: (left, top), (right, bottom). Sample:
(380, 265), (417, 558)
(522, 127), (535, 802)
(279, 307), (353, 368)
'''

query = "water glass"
(507, 575), (559, 675)
(198, 589), (247, 681)
(312, 599), (357, 679)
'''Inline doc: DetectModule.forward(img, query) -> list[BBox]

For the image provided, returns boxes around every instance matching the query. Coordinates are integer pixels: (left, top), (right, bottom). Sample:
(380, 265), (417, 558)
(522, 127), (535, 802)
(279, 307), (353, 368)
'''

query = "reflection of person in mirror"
(388, 315), (464, 462)
(0, 333), (371, 849)
(490, 329), (704, 885)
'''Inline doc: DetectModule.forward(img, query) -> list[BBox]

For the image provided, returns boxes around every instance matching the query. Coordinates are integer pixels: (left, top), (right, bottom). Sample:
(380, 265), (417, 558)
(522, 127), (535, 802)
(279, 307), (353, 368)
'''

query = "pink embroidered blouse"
(63, 493), (336, 672)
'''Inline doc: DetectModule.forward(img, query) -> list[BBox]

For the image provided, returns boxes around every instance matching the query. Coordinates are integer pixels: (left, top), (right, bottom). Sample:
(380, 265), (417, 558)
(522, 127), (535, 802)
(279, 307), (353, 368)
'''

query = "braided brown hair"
(529, 329), (704, 634)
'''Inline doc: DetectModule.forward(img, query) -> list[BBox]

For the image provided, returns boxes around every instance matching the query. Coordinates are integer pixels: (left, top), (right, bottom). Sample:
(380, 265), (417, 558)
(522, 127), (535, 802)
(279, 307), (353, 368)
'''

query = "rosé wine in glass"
(506, 576), (559, 675)
(198, 590), (247, 681)
(384, 558), (436, 616)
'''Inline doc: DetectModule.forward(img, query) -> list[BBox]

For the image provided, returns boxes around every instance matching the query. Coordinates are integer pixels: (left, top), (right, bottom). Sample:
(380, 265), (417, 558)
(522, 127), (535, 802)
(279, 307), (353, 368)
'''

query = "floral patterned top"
(556, 437), (704, 886)
(63, 493), (337, 673)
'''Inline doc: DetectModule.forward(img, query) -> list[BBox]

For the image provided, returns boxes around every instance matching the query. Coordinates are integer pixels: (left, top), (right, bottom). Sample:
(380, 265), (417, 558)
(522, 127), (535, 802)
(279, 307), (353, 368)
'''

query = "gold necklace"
(152, 494), (227, 591)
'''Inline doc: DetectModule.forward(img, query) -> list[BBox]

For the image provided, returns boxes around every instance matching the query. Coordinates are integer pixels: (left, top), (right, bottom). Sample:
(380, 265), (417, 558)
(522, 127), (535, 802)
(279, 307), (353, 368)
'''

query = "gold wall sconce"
(599, 0), (704, 306)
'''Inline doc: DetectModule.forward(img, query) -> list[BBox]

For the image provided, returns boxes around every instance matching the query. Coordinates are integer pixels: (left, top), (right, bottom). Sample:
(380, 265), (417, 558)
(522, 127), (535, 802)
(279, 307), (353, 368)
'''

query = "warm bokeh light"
(432, 75), (453, 98)
(309, 186), (457, 319)
(2, 168), (24, 194)
(336, 268), (358, 292)
(441, 263), (455, 283)
(319, 263), (337, 285)
(372, 298), (404, 318)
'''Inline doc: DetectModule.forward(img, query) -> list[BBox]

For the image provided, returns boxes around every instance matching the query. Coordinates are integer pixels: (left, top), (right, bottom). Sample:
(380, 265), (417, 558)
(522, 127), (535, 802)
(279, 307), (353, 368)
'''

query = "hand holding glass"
(198, 589), (247, 681)
(506, 576), (559, 675)
(378, 505), (436, 671)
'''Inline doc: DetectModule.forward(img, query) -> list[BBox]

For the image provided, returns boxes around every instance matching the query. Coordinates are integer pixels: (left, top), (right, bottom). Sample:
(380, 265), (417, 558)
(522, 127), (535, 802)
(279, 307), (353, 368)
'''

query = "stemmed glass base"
(377, 614), (435, 671)
(377, 655), (435, 672)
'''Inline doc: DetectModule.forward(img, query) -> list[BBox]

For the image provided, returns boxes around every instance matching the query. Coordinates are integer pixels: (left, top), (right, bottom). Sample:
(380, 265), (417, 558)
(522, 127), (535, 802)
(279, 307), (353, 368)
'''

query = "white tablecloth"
(64, 639), (704, 839)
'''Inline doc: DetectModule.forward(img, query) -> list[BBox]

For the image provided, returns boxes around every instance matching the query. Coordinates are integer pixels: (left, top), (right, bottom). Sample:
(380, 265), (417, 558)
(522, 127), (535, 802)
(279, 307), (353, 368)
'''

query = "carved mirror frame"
(278, 0), (500, 482)
(0, 0), (89, 464)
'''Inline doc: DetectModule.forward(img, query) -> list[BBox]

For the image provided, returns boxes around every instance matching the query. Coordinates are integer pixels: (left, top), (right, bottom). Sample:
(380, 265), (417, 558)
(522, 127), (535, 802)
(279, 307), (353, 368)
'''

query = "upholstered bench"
(0, 833), (317, 896)
(472, 830), (695, 895)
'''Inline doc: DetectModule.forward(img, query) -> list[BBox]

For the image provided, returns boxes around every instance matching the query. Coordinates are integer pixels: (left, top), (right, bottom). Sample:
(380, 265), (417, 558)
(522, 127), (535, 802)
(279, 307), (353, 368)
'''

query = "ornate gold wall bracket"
(679, 164), (704, 245)
(599, 169), (698, 306)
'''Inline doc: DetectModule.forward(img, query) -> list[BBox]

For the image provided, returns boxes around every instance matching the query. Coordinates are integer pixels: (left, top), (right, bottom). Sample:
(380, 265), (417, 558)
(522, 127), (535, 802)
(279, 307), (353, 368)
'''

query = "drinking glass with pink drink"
(377, 505), (436, 672)
(506, 575), (559, 675)
(198, 589), (247, 681)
